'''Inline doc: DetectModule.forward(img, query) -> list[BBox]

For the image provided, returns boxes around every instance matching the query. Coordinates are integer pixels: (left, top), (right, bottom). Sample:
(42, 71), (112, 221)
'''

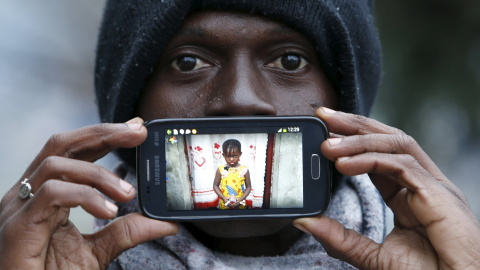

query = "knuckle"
(39, 156), (62, 172)
(46, 133), (66, 149)
(92, 163), (108, 177)
(351, 113), (367, 122)
(110, 217), (136, 248)
(390, 134), (418, 154)
(87, 124), (115, 149)
(46, 132), (75, 158)
(88, 123), (112, 135)
(76, 183), (96, 199)
(34, 180), (58, 202)
(121, 218), (137, 247)
(350, 114), (368, 130)
(400, 134), (417, 149)
(400, 153), (418, 165)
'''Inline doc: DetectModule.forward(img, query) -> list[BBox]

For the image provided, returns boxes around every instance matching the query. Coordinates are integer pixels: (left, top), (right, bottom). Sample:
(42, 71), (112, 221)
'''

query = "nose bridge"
(204, 54), (276, 116)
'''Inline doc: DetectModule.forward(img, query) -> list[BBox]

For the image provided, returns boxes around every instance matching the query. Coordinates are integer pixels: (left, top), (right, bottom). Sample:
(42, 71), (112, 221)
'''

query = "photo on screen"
(164, 132), (303, 211)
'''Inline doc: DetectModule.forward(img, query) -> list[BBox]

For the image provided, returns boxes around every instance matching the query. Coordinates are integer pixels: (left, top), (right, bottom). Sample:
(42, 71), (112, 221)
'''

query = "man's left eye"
(170, 55), (210, 71)
(267, 54), (308, 70)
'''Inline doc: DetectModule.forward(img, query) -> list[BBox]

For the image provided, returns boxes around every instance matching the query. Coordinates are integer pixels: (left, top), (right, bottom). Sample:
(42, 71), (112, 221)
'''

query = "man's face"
(137, 10), (337, 239)
(138, 11), (337, 119)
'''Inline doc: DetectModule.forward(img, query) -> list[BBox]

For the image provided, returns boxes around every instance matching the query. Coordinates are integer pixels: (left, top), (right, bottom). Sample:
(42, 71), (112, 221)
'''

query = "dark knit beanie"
(95, 0), (381, 164)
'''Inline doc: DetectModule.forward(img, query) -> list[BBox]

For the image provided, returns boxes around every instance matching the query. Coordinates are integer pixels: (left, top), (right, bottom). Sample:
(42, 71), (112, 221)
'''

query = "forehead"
(170, 10), (312, 48)
(224, 149), (240, 155)
(138, 9), (338, 120)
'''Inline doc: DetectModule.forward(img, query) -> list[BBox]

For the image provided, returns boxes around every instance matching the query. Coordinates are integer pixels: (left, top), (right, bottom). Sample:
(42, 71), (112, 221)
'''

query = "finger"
(322, 133), (442, 182)
(293, 216), (380, 269)
(317, 107), (465, 201)
(0, 118), (145, 213)
(325, 132), (466, 204)
(322, 133), (420, 161)
(315, 107), (400, 136)
(335, 152), (432, 193)
(28, 156), (134, 202)
(2, 180), (118, 261)
(334, 152), (432, 220)
(0, 158), (134, 225)
(89, 213), (179, 268)
(333, 152), (459, 229)
(24, 117), (146, 178)
(407, 185), (480, 267)
(317, 107), (438, 175)
(21, 180), (119, 223)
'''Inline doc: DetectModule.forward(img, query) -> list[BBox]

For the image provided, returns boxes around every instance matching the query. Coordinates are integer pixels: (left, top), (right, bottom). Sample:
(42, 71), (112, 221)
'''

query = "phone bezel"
(137, 116), (331, 221)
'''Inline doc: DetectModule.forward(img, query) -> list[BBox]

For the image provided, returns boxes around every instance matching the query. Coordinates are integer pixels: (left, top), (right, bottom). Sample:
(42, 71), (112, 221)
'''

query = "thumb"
(89, 213), (178, 267)
(293, 216), (379, 269)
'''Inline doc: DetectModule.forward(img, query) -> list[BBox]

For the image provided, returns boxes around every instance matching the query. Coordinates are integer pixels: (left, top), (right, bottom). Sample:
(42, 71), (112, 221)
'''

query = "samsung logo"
(154, 131), (160, 146)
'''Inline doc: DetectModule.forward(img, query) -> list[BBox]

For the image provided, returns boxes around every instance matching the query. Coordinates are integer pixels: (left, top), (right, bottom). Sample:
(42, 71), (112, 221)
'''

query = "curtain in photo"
(187, 134), (268, 209)
(270, 133), (303, 208)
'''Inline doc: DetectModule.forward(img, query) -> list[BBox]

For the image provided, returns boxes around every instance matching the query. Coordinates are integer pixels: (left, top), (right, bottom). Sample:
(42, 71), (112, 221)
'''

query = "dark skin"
(0, 10), (479, 269)
(212, 147), (252, 208)
(137, 11), (337, 255)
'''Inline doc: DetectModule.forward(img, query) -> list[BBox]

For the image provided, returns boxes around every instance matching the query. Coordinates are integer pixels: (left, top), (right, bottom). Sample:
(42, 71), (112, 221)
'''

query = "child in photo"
(213, 139), (251, 209)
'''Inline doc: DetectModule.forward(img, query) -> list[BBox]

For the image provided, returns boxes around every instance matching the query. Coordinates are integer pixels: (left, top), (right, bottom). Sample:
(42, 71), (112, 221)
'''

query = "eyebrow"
(177, 26), (207, 38)
(264, 25), (299, 36)
(177, 25), (299, 39)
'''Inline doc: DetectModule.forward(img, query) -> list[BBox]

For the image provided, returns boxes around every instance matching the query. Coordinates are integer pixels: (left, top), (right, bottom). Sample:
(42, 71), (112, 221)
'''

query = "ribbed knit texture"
(95, 166), (385, 270)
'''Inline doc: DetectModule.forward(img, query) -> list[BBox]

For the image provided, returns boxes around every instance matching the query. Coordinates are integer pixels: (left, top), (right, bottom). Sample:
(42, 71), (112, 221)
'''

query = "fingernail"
(322, 107), (336, 114)
(337, 156), (350, 162)
(328, 138), (342, 146)
(105, 200), (118, 213)
(126, 117), (144, 130)
(120, 180), (134, 194)
(127, 123), (142, 130)
(293, 223), (311, 235)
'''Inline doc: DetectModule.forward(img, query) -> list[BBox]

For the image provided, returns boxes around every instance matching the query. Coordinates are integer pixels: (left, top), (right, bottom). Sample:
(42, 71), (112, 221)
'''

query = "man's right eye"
(170, 55), (210, 71)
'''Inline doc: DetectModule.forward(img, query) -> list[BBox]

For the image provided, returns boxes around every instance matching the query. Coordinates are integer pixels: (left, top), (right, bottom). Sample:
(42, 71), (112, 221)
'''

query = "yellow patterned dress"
(218, 165), (248, 209)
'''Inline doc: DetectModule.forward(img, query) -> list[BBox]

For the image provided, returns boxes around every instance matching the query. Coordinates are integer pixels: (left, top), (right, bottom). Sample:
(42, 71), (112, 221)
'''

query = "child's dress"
(218, 164), (248, 209)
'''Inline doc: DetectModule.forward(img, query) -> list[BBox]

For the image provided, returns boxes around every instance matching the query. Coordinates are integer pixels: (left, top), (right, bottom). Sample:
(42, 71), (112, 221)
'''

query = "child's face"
(223, 147), (242, 167)
(137, 10), (337, 240)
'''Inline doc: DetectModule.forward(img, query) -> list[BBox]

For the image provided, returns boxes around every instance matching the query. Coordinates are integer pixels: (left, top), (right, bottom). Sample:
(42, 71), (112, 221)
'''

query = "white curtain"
(186, 133), (268, 208)
(165, 135), (194, 210)
(270, 133), (303, 208)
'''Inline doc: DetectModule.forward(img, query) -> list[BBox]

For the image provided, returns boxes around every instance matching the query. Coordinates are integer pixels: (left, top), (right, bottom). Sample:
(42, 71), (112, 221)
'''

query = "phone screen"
(138, 117), (331, 220)
(164, 126), (303, 211)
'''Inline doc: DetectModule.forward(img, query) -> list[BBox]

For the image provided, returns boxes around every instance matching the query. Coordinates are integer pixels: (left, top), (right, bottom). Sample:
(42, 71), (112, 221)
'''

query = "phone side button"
(146, 159), (150, 181)
(311, 154), (320, 180)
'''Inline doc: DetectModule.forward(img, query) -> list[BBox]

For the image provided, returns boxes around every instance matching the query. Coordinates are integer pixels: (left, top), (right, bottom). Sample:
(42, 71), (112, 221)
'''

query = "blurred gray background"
(1, 1), (479, 234)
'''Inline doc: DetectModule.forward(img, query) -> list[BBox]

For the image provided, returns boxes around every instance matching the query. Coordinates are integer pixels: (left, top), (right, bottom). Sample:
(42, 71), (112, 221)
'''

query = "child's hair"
(222, 139), (241, 154)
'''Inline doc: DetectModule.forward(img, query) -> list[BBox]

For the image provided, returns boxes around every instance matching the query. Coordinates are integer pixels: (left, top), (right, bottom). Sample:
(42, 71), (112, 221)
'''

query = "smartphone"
(137, 116), (331, 221)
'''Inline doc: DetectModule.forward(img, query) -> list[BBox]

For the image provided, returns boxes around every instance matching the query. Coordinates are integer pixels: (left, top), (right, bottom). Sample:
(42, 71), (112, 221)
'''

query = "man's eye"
(267, 54), (308, 70)
(171, 55), (210, 71)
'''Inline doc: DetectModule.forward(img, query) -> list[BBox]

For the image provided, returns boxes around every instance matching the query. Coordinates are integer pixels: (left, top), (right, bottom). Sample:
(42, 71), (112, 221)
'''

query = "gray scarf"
(95, 165), (385, 269)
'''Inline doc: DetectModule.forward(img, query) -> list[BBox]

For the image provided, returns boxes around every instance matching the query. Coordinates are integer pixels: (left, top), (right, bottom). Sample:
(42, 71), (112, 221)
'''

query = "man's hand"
(0, 118), (178, 269)
(294, 107), (480, 270)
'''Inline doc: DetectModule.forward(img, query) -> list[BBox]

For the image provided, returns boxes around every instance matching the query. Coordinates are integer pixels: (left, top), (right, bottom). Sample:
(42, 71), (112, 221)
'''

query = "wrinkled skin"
(294, 107), (480, 269)
(0, 118), (178, 269)
(1, 10), (479, 269)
